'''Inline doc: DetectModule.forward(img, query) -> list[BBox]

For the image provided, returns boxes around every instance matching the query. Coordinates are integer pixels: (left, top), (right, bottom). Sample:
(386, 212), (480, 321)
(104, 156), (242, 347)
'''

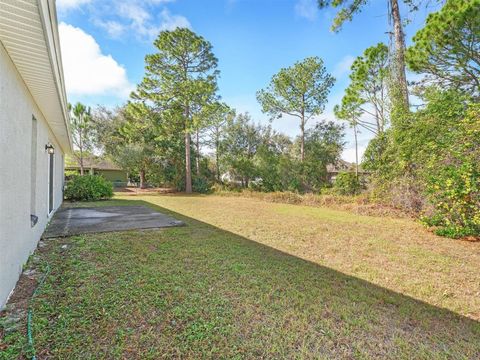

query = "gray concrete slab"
(43, 206), (184, 238)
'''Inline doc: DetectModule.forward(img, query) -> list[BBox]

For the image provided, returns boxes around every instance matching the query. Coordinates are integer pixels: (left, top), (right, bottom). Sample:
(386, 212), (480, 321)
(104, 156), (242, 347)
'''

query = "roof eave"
(0, 0), (72, 153)
(37, 0), (72, 153)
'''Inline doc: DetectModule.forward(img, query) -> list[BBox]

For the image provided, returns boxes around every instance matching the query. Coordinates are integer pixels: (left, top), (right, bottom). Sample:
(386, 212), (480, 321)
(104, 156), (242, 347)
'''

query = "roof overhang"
(0, 0), (72, 153)
(65, 166), (124, 171)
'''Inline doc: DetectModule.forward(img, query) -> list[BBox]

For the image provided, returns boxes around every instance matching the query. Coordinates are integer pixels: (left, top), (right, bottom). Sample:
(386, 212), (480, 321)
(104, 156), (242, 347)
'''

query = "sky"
(57, 0), (436, 162)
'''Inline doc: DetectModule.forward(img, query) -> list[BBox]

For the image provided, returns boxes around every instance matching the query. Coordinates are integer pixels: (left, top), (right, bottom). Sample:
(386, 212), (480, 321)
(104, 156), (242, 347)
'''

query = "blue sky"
(57, 0), (435, 161)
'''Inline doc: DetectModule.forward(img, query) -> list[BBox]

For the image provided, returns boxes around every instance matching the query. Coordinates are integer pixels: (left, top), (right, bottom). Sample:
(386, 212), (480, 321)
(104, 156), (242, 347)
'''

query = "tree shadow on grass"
(56, 199), (480, 358)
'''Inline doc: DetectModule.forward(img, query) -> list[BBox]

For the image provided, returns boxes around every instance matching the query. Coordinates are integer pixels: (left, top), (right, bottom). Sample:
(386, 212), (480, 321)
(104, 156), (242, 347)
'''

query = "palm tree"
(334, 102), (363, 180)
(70, 102), (91, 175)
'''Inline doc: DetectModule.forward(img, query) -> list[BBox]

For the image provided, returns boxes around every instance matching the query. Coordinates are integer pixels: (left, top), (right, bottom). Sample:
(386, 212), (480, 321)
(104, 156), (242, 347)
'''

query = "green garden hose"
(27, 262), (50, 360)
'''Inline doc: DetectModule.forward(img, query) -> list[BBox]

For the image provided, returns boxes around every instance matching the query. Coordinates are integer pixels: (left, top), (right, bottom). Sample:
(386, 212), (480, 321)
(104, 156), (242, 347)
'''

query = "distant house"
(65, 157), (128, 187)
(220, 172), (262, 187)
(326, 160), (369, 183)
(1, 1), (71, 308)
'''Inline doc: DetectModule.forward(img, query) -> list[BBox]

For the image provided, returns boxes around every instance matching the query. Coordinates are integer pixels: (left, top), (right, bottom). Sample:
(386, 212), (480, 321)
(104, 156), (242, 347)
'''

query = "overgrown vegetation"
(333, 172), (363, 195)
(420, 99), (480, 237)
(64, 175), (113, 201)
(324, 0), (480, 238)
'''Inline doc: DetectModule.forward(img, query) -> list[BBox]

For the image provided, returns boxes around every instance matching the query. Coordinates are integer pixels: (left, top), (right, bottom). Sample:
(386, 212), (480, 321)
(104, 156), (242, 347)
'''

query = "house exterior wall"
(96, 170), (128, 186)
(65, 168), (128, 187)
(0, 43), (65, 308)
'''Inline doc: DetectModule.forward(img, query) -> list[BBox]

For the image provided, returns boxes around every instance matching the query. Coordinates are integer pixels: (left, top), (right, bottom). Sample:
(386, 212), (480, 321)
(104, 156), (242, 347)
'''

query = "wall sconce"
(45, 144), (55, 154)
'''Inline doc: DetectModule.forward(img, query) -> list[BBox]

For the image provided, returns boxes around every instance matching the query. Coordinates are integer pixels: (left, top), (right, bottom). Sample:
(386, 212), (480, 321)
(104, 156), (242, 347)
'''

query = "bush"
(263, 191), (303, 204)
(423, 162), (480, 238)
(192, 176), (212, 194)
(421, 102), (480, 238)
(363, 90), (479, 238)
(65, 175), (113, 201)
(386, 175), (426, 214)
(333, 172), (363, 196)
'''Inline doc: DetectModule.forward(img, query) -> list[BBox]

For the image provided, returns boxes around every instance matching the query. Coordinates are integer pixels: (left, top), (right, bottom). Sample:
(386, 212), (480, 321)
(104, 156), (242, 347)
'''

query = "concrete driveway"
(43, 206), (184, 238)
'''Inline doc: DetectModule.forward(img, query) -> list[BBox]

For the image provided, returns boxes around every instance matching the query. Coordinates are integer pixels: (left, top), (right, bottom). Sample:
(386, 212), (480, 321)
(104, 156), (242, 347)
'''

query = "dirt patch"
(4, 274), (37, 311)
(0, 263), (41, 350)
(0, 239), (57, 346)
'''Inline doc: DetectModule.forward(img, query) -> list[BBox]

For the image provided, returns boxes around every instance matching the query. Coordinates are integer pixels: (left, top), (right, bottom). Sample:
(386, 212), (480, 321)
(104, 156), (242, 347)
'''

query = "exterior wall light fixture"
(45, 144), (55, 154)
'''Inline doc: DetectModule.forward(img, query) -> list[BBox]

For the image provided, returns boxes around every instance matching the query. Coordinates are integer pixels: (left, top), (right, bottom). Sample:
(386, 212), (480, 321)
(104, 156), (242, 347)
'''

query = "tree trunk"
(215, 133), (220, 182)
(184, 103), (192, 194)
(300, 117), (305, 162)
(139, 169), (146, 189)
(79, 152), (84, 176)
(380, 85), (385, 132)
(185, 131), (192, 193)
(195, 129), (200, 176)
(390, 0), (409, 109)
(353, 122), (359, 179)
(79, 126), (84, 176)
(374, 106), (381, 134)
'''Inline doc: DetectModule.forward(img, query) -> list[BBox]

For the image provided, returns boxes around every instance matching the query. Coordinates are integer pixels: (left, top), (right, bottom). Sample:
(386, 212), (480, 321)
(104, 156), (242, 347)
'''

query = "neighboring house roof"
(65, 157), (124, 171)
(0, 0), (72, 153)
(326, 159), (367, 174)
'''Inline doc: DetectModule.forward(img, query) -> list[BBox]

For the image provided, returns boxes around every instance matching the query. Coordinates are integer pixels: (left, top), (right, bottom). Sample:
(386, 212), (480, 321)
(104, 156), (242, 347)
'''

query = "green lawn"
(1, 195), (479, 359)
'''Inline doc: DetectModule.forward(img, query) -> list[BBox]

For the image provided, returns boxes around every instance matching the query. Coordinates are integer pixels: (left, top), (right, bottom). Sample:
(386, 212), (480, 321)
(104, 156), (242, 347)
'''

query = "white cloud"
(295, 0), (319, 21)
(118, 2), (151, 31)
(159, 9), (191, 31)
(56, 0), (91, 11)
(147, 0), (176, 4)
(60, 1), (190, 40)
(95, 20), (126, 38)
(59, 22), (133, 98)
(333, 55), (355, 78)
(225, 0), (238, 13)
(116, 3), (190, 39)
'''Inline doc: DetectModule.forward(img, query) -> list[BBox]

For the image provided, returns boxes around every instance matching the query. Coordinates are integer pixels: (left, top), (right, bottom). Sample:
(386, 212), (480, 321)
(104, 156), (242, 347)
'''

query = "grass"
(1, 194), (479, 359)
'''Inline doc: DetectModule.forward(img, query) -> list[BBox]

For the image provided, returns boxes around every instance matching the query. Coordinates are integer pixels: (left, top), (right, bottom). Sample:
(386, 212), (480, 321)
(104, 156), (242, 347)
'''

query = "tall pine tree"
(134, 28), (219, 193)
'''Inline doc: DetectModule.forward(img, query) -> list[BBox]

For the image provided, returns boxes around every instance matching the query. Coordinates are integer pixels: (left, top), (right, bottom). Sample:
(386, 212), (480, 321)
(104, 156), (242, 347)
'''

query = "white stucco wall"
(0, 43), (65, 308)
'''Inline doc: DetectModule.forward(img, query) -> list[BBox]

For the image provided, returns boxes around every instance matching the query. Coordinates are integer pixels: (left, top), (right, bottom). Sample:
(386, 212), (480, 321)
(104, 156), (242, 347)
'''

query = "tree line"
(73, 28), (346, 194)
(70, 0), (479, 238)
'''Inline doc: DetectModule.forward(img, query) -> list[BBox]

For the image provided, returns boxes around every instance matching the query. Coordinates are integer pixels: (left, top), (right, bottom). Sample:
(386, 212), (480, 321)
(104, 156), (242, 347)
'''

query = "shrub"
(423, 162), (480, 238)
(386, 175), (426, 214)
(192, 176), (212, 194)
(263, 191), (303, 204)
(333, 172), (363, 195)
(65, 175), (113, 201)
(211, 182), (243, 193)
(363, 89), (479, 238)
(421, 102), (480, 238)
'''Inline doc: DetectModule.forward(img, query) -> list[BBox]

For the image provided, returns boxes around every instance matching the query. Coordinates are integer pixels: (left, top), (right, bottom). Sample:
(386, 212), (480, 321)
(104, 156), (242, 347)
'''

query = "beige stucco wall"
(0, 43), (65, 308)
